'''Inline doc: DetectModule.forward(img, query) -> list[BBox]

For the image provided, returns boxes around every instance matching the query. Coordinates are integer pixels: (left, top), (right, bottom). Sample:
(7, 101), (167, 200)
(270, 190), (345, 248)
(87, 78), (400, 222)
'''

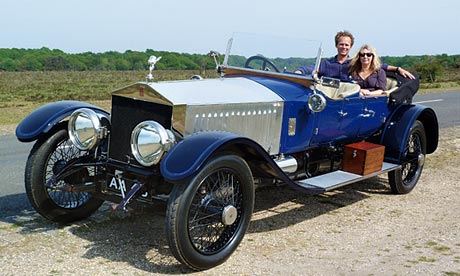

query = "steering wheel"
(244, 56), (280, 73)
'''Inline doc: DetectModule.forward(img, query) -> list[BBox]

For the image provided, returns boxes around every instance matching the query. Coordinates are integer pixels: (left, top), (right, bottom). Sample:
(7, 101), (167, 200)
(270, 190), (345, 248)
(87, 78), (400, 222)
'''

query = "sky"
(1, 0), (459, 57)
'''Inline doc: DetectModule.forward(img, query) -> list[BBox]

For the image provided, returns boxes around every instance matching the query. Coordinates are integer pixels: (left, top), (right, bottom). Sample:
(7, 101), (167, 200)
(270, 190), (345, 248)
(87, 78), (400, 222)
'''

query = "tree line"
(1, 47), (458, 82)
(0, 47), (216, 72)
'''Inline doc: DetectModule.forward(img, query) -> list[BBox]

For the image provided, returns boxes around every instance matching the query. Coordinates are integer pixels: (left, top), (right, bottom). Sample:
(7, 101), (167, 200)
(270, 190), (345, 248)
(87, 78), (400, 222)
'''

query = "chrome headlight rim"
(68, 108), (102, 151)
(308, 93), (327, 113)
(130, 120), (174, 166)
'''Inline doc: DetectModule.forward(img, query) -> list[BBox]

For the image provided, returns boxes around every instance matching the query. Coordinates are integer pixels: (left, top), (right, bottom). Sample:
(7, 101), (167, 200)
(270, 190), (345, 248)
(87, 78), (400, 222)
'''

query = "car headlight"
(130, 121), (175, 166)
(68, 108), (106, 151)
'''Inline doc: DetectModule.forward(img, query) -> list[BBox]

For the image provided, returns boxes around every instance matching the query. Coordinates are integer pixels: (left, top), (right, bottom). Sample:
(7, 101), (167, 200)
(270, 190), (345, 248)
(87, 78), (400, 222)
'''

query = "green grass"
(0, 70), (217, 103)
(408, 255), (438, 264)
(419, 81), (460, 93)
(1, 69), (459, 128)
(418, 256), (437, 262)
(0, 70), (218, 128)
(444, 272), (460, 276)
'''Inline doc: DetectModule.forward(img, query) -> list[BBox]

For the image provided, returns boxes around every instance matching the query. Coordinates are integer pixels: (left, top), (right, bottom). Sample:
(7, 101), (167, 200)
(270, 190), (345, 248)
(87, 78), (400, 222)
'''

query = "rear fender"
(380, 104), (438, 162)
(160, 131), (290, 183)
(16, 100), (109, 142)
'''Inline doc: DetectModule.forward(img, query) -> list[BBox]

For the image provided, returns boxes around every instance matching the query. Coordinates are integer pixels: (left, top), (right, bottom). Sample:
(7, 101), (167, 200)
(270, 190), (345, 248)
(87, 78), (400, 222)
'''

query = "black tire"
(166, 155), (254, 270)
(388, 120), (426, 194)
(25, 126), (103, 223)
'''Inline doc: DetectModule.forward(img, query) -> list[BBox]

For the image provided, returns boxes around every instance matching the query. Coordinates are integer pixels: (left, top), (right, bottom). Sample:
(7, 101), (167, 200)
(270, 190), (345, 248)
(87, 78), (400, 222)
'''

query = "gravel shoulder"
(1, 126), (459, 276)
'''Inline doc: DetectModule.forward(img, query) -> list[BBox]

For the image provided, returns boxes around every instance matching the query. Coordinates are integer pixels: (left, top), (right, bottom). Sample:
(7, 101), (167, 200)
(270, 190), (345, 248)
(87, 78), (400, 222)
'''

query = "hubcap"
(222, 205), (238, 225)
(52, 160), (67, 174)
(418, 153), (425, 167)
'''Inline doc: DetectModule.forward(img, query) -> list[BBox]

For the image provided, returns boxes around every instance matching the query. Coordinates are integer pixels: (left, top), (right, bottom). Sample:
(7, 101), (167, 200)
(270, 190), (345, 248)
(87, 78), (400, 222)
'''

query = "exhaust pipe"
(274, 155), (298, 174)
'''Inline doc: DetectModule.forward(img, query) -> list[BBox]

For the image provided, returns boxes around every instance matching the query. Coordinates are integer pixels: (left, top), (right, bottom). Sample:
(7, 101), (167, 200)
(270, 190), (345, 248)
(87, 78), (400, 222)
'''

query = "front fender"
(160, 131), (290, 183)
(16, 100), (109, 142)
(380, 104), (438, 162)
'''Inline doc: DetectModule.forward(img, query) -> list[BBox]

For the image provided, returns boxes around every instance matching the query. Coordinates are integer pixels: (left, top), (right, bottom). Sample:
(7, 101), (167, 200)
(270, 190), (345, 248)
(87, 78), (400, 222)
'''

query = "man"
(296, 31), (415, 81)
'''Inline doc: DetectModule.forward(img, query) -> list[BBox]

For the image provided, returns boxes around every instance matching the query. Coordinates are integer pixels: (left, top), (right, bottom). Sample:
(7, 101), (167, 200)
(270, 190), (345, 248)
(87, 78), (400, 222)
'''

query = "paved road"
(0, 133), (33, 218)
(0, 90), (458, 219)
(413, 90), (460, 127)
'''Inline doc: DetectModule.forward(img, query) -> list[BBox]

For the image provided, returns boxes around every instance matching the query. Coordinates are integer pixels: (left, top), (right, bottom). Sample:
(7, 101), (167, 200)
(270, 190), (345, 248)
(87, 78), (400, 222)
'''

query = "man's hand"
(398, 67), (415, 80)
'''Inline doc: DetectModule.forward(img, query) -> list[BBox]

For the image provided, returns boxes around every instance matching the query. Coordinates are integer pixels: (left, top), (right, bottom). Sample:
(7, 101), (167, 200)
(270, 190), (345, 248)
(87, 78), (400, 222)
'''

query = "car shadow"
(1, 196), (188, 274)
(69, 204), (188, 274)
(0, 176), (390, 274)
(248, 176), (390, 233)
(0, 193), (35, 223)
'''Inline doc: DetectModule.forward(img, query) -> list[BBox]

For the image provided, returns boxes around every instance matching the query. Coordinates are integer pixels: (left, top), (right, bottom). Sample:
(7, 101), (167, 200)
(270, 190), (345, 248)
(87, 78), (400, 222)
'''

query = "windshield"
(223, 32), (322, 77)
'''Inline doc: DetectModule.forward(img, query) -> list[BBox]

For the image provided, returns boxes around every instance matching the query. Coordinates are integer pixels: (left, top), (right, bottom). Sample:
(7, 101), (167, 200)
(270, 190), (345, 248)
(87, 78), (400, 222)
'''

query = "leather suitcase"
(343, 142), (385, 175)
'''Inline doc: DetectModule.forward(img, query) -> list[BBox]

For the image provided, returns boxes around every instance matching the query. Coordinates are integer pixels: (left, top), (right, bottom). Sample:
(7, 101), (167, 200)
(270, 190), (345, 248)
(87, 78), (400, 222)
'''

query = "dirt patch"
(0, 124), (16, 136)
(1, 127), (459, 276)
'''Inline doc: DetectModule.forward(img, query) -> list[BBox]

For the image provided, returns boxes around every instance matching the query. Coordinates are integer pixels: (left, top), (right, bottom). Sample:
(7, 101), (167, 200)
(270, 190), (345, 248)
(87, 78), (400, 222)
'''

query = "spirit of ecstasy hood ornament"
(146, 55), (162, 82)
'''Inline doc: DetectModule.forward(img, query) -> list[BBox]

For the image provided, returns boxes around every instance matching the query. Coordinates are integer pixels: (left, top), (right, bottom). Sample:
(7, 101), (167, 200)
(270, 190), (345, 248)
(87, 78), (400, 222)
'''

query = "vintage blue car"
(15, 33), (438, 270)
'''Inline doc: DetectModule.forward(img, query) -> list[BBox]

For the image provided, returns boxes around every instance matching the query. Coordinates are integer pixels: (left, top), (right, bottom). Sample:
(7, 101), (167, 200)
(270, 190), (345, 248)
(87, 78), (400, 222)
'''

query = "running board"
(295, 162), (400, 194)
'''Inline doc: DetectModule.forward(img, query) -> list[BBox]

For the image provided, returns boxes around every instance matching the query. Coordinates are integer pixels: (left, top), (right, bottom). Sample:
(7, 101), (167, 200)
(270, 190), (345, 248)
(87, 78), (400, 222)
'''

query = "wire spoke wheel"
(188, 168), (243, 254)
(25, 126), (103, 223)
(45, 138), (92, 208)
(400, 131), (423, 185)
(167, 155), (254, 270)
(389, 120), (426, 194)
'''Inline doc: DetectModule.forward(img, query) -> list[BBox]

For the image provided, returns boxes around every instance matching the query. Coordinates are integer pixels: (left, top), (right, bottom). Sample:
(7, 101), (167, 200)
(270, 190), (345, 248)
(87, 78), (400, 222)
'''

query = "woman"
(349, 45), (387, 96)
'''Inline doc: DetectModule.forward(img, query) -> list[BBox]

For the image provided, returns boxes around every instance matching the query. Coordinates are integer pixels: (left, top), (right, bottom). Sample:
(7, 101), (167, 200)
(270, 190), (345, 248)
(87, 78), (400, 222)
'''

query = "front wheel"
(388, 120), (426, 194)
(166, 155), (254, 270)
(25, 126), (103, 223)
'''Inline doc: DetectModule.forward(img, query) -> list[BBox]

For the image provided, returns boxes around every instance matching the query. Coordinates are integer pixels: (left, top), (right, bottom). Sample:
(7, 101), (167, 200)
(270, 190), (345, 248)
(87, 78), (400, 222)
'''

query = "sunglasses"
(359, 52), (374, 57)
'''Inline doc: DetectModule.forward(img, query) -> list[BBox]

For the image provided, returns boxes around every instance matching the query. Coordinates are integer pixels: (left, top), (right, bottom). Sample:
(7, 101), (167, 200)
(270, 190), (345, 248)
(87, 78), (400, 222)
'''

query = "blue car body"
(14, 33), (440, 270)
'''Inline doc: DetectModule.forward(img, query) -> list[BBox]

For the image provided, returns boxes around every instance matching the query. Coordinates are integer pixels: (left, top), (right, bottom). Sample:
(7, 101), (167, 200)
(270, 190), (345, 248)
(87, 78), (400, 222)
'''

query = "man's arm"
(382, 63), (415, 79)
(294, 65), (313, 75)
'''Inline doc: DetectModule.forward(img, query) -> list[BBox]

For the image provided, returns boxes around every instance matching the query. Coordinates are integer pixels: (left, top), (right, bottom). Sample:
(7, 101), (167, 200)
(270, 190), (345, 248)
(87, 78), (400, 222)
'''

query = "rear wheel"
(388, 120), (426, 194)
(25, 126), (103, 223)
(166, 155), (254, 270)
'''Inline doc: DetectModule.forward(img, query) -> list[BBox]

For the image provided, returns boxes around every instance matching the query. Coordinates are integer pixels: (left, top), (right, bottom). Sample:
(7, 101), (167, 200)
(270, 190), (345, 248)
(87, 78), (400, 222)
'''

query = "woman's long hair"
(349, 44), (382, 77)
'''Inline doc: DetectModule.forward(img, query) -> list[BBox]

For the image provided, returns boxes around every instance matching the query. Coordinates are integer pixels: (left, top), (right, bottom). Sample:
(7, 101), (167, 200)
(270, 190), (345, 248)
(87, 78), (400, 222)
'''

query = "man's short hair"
(335, 31), (354, 46)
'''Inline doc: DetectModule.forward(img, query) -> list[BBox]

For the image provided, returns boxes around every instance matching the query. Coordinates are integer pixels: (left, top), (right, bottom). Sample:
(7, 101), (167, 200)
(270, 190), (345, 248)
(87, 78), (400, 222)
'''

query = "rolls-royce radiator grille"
(108, 95), (172, 164)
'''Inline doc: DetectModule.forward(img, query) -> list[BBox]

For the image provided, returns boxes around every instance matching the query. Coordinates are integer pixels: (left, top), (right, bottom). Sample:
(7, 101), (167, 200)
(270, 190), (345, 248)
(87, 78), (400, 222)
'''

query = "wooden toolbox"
(342, 141), (385, 175)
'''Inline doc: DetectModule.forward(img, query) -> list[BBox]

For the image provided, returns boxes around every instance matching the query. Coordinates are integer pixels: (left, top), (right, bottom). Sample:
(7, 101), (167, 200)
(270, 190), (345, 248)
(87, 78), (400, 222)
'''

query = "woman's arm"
(360, 89), (384, 96)
(360, 70), (386, 96)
